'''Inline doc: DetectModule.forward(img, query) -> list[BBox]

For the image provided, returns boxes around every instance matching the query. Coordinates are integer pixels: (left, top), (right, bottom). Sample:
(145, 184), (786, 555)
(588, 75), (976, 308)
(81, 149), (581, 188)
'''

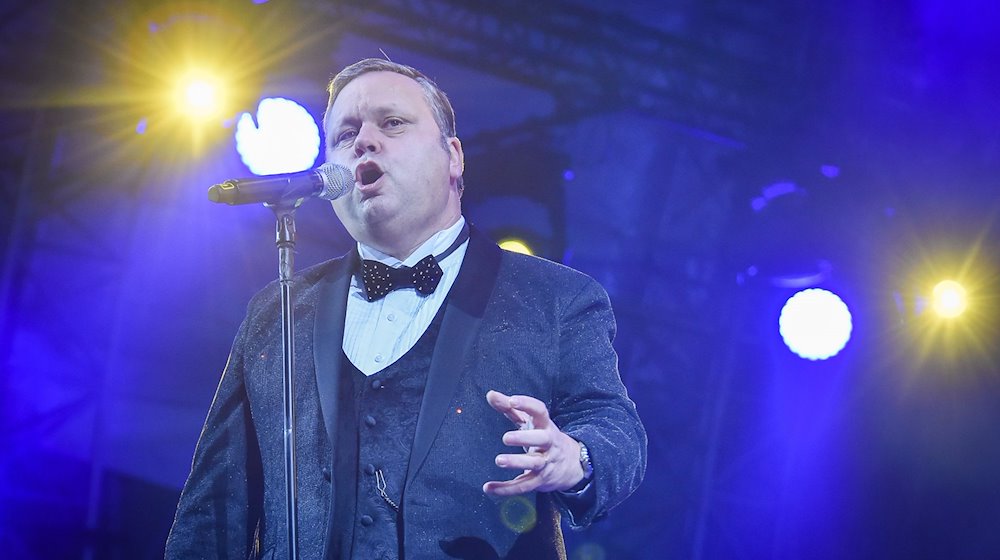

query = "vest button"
(322, 467), (331, 481)
(371, 379), (382, 389)
(364, 463), (376, 475)
(364, 415), (377, 427)
(360, 514), (374, 526)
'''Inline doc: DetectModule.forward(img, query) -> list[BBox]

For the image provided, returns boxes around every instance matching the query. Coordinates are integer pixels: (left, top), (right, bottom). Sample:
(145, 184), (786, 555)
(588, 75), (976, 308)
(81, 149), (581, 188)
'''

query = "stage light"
(932, 280), (967, 319)
(498, 238), (534, 256)
(184, 80), (216, 111)
(235, 97), (320, 175)
(107, 6), (277, 153)
(173, 73), (225, 121)
(779, 288), (853, 360)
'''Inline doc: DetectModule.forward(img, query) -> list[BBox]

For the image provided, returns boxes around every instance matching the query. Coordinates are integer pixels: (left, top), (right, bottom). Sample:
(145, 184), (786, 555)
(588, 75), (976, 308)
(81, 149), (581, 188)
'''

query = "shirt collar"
(357, 216), (467, 268)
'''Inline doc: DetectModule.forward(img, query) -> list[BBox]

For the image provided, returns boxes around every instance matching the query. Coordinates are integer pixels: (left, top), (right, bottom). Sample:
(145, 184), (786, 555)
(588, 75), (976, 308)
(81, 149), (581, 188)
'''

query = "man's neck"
(361, 215), (463, 262)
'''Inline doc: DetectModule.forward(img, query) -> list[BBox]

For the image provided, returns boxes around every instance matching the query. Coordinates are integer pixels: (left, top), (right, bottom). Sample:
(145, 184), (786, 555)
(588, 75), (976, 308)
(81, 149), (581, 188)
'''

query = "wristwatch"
(564, 440), (594, 494)
(577, 440), (594, 482)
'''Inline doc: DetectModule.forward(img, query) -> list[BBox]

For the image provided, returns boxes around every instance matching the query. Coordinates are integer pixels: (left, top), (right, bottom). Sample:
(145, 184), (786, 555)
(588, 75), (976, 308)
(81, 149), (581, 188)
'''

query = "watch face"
(579, 442), (594, 478)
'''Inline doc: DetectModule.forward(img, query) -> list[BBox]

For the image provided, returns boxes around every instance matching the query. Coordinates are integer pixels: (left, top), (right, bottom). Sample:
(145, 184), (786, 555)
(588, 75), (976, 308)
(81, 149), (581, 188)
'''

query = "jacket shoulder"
(244, 253), (352, 321)
(499, 250), (603, 293)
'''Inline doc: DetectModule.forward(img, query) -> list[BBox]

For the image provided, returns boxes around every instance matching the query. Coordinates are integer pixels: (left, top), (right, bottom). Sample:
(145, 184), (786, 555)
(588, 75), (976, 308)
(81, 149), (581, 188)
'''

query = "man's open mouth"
(356, 162), (384, 186)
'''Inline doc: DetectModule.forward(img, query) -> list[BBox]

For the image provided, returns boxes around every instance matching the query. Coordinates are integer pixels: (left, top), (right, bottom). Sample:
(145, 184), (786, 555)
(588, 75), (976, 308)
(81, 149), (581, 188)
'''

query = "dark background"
(2, 0), (999, 558)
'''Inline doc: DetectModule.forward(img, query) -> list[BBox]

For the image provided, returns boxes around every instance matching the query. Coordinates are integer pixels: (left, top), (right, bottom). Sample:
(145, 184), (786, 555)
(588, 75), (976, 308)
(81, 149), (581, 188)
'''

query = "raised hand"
(482, 390), (585, 496)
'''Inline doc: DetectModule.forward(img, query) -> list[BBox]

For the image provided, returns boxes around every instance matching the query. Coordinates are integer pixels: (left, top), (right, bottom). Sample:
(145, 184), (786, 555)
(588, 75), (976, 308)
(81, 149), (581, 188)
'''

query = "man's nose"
(353, 123), (380, 156)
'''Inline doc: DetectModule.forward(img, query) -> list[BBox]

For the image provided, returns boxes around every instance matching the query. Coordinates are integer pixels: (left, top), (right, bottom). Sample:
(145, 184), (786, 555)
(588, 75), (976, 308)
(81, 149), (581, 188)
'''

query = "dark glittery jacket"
(164, 226), (647, 560)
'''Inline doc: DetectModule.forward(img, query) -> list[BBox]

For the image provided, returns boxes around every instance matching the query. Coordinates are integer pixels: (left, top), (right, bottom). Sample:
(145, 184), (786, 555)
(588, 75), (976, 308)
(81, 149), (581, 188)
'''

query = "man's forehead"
(329, 71), (427, 117)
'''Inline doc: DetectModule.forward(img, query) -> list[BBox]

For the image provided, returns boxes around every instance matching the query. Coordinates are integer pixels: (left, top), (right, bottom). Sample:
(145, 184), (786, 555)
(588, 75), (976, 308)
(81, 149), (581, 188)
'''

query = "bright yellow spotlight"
(185, 80), (216, 109)
(174, 73), (224, 120)
(932, 280), (968, 318)
(499, 238), (534, 256)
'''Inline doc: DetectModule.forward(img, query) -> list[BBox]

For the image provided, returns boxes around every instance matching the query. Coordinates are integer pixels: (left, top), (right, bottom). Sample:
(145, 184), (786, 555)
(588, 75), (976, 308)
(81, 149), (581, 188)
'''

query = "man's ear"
(447, 136), (464, 183)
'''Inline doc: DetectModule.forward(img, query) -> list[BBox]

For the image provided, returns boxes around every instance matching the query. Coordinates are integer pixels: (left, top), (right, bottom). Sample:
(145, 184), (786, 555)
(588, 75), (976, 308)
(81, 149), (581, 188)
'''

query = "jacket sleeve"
(164, 307), (265, 559)
(549, 277), (647, 529)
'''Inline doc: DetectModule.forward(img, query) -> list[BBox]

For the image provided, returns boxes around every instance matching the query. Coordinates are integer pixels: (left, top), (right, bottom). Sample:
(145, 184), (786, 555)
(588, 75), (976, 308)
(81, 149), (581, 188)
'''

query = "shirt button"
(364, 415), (377, 427)
(360, 514), (374, 526)
(364, 463), (376, 475)
(371, 379), (382, 390)
(322, 467), (332, 482)
(386, 313), (396, 322)
(374, 354), (383, 363)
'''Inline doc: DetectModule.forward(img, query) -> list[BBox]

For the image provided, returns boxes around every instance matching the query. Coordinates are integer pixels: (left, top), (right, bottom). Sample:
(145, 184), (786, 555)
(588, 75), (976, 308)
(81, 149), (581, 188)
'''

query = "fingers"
(495, 452), (546, 471)
(508, 395), (551, 429)
(502, 429), (551, 449)
(486, 390), (530, 426)
(483, 472), (541, 496)
(484, 390), (574, 497)
(485, 389), (509, 411)
(486, 391), (550, 429)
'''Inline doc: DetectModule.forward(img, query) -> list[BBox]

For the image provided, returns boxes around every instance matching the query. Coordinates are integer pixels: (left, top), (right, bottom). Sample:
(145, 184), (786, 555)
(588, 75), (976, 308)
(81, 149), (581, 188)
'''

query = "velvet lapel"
(312, 249), (357, 445)
(405, 227), (502, 486)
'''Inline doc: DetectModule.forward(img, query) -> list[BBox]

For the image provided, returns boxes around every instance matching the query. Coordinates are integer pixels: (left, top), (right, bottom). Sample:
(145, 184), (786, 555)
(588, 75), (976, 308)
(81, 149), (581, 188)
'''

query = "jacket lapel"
(313, 250), (357, 444)
(406, 227), (502, 486)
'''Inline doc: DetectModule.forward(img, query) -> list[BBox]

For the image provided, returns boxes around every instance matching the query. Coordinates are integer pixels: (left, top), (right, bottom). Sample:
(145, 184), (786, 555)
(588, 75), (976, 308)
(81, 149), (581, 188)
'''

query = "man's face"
(325, 71), (463, 257)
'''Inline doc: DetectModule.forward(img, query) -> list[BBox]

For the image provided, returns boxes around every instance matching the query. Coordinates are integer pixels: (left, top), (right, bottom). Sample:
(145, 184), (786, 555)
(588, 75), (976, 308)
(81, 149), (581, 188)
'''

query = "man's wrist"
(566, 440), (593, 493)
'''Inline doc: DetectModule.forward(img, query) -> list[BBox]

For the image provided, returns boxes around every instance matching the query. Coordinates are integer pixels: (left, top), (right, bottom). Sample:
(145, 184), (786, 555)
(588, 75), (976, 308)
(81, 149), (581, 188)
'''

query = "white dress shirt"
(342, 217), (469, 375)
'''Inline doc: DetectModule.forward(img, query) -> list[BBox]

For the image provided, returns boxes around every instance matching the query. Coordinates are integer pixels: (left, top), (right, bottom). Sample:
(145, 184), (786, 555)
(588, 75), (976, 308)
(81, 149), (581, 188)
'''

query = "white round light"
(779, 288), (853, 360)
(235, 97), (320, 176)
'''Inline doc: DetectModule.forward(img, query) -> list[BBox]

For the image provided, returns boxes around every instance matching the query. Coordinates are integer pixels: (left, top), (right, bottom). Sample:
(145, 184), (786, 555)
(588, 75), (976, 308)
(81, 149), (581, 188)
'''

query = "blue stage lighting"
(235, 97), (320, 176)
(779, 288), (853, 360)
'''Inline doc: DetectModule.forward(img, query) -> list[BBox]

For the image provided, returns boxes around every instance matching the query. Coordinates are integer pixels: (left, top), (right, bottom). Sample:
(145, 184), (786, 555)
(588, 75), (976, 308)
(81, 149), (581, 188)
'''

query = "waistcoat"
(330, 307), (445, 559)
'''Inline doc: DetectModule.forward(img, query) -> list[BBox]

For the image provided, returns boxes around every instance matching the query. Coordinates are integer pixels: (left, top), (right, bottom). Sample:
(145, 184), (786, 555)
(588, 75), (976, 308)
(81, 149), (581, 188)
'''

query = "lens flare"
(932, 280), (968, 318)
(499, 496), (537, 534)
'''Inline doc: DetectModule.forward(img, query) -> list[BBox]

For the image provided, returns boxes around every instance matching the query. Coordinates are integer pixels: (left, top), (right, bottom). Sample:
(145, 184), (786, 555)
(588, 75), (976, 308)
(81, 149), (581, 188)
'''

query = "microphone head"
(315, 163), (354, 201)
(207, 181), (238, 204)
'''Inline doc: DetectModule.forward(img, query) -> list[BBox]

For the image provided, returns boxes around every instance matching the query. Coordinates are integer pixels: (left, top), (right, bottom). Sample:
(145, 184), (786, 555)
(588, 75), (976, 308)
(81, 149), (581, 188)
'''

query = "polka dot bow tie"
(360, 256), (444, 302)
(358, 223), (470, 302)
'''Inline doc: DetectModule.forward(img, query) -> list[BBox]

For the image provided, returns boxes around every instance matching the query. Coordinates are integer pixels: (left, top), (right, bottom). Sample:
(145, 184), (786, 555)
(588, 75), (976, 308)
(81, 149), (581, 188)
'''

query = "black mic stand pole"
(266, 198), (303, 560)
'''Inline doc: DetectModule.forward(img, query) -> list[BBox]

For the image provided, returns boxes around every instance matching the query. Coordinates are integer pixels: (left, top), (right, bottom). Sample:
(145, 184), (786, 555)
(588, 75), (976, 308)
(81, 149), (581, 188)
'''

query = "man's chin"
(356, 198), (400, 229)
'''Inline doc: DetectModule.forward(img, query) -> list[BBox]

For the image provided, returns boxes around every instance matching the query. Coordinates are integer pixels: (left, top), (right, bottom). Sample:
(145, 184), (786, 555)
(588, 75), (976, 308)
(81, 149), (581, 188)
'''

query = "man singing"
(165, 58), (646, 560)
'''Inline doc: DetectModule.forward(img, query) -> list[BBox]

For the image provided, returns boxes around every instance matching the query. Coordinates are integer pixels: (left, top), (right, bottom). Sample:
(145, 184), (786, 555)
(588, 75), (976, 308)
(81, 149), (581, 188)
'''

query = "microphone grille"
(315, 163), (354, 201)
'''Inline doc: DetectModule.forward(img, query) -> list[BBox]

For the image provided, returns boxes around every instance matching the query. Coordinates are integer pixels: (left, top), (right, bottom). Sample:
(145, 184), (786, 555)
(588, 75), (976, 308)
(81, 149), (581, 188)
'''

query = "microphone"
(208, 163), (354, 205)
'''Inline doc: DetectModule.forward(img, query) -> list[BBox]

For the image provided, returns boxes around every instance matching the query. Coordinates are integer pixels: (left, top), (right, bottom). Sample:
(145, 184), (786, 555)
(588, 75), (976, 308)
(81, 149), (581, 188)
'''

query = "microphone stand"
(266, 198), (303, 560)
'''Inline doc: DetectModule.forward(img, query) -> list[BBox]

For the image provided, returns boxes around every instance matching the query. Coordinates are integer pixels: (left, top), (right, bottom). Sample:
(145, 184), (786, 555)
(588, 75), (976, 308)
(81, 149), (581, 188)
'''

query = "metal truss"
(313, 0), (794, 141)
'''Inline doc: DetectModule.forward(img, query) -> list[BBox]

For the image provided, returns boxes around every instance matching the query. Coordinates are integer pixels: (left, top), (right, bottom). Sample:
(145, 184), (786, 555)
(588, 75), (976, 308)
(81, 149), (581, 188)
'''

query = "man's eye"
(336, 130), (357, 144)
(384, 118), (404, 128)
